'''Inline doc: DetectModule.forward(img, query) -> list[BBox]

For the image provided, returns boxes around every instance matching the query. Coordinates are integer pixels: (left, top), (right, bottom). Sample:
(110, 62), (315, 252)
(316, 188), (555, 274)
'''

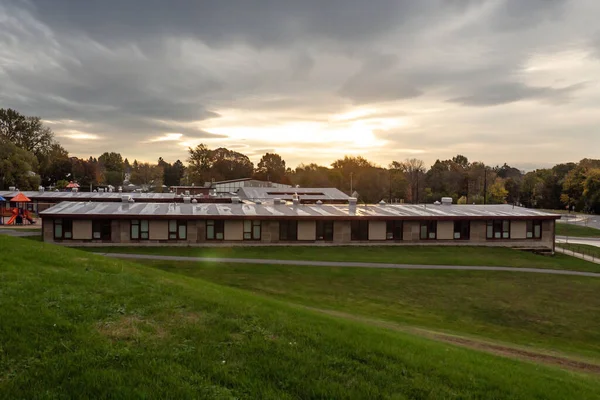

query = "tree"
(487, 178), (508, 204)
(583, 168), (600, 214)
(0, 138), (41, 190)
(187, 144), (212, 184)
(255, 153), (287, 183)
(38, 143), (71, 187)
(71, 158), (99, 190)
(391, 158), (425, 203)
(130, 163), (164, 191)
(98, 152), (124, 186)
(0, 108), (54, 155)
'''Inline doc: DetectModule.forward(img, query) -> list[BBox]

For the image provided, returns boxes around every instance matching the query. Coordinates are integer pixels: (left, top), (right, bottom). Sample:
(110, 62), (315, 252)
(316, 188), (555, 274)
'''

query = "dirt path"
(303, 306), (600, 375)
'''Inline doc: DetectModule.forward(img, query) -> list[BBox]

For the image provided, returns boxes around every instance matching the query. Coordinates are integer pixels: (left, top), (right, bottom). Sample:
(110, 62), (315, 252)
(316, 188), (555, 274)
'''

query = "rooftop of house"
(39, 201), (561, 221)
(237, 186), (349, 201)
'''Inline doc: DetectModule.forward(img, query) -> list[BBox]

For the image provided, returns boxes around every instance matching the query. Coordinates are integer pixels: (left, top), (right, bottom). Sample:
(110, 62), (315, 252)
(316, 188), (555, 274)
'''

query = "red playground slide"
(24, 210), (36, 224)
(6, 208), (18, 225)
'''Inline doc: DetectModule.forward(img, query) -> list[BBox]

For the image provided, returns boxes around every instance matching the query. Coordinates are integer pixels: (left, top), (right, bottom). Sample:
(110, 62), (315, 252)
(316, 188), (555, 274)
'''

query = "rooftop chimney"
(121, 195), (131, 203)
(183, 196), (191, 204)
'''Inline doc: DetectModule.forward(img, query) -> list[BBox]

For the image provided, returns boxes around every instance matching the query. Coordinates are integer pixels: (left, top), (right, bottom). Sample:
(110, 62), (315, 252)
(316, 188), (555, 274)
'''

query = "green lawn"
(85, 245), (600, 272)
(556, 223), (600, 237)
(2, 236), (600, 398)
(139, 259), (600, 361)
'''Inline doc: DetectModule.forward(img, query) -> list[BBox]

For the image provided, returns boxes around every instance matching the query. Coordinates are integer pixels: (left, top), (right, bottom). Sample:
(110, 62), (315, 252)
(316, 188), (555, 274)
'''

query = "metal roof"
(0, 191), (181, 201)
(40, 201), (561, 221)
(237, 187), (349, 201)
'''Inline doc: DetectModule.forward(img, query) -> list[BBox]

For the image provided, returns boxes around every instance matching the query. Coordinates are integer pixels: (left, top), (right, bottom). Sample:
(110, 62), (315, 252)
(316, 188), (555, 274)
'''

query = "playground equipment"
(6, 208), (36, 225)
(5, 192), (36, 225)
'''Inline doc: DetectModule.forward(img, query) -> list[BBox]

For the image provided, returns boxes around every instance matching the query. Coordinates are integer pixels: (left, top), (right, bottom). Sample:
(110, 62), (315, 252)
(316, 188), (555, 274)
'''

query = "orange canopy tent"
(10, 193), (31, 203)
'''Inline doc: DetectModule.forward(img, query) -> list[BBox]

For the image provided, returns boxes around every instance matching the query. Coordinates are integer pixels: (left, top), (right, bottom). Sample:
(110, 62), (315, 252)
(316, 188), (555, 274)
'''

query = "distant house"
(237, 187), (349, 204)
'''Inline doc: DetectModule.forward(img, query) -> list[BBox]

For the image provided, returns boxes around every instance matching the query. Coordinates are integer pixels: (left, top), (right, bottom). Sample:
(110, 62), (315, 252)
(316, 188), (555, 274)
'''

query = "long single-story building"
(39, 199), (560, 251)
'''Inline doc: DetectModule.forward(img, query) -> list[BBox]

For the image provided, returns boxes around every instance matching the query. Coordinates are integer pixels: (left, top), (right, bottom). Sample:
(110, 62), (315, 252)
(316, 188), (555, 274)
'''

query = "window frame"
(206, 220), (224, 241)
(92, 220), (112, 241)
(243, 220), (262, 241)
(316, 220), (334, 241)
(453, 221), (470, 240)
(351, 220), (369, 241)
(169, 220), (187, 240)
(486, 220), (511, 240)
(386, 221), (403, 240)
(130, 219), (149, 240)
(526, 220), (542, 239)
(53, 218), (73, 240)
(279, 220), (298, 241)
(420, 221), (437, 240)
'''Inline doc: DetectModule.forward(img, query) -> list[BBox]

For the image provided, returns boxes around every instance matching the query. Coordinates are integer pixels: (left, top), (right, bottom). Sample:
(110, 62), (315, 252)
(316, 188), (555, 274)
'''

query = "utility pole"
(483, 167), (487, 205)
(350, 172), (353, 195)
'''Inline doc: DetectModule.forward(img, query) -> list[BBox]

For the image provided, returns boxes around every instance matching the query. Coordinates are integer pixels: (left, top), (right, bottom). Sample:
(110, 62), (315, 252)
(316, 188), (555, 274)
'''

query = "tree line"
(2, 108), (599, 212)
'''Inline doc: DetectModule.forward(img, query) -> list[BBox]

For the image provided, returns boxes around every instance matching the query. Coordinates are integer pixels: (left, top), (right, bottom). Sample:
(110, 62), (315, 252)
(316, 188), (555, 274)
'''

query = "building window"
(53, 219), (72, 240)
(169, 220), (187, 240)
(244, 220), (261, 240)
(279, 220), (298, 241)
(316, 221), (334, 241)
(527, 220), (542, 239)
(92, 220), (112, 241)
(453, 221), (470, 240)
(131, 220), (149, 240)
(386, 221), (403, 240)
(206, 220), (224, 240)
(351, 220), (369, 241)
(420, 221), (437, 240)
(486, 220), (510, 239)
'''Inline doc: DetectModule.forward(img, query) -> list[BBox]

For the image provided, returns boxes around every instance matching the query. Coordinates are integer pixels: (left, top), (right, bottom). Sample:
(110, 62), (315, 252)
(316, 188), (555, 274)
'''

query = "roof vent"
(441, 197), (453, 205)
(348, 197), (357, 205)
(316, 200), (323, 205)
(273, 198), (282, 205)
(9, 186), (16, 191)
(232, 197), (240, 204)
(183, 196), (191, 204)
(191, 198), (198, 204)
(121, 195), (131, 203)
(378, 200), (386, 206)
(434, 201), (441, 205)
(39, 186), (45, 193)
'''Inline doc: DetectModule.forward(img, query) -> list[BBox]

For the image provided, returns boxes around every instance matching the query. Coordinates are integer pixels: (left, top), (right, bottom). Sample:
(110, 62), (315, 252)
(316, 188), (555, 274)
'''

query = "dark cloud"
(0, 0), (598, 168)
(447, 82), (586, 107)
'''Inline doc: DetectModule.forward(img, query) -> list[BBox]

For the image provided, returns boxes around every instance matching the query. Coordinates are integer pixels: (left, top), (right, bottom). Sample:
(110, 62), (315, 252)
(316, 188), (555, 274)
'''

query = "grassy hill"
(86, 245), (600, 272)
(2, 235), (600, 398)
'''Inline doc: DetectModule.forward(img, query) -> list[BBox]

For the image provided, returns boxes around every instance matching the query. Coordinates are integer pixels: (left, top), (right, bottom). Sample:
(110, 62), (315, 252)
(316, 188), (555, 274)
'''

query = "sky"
(1, 0), (599, 171)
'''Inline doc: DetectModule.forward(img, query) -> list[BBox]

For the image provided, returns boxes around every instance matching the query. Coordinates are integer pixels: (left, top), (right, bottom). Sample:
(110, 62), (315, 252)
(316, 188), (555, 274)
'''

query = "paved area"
(558, 214), (600, 230)
(0, 229), (41, 237)
(556, 236), (600, 247)
(99, 252), (600, 278)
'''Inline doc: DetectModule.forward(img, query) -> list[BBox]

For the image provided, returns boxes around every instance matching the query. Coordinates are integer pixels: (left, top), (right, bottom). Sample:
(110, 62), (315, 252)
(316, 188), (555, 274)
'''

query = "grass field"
(85, 245), (600, 272)
(2, 236), (600, 398)
(139, 259), (600, 361)
(556, 223), (600, 237)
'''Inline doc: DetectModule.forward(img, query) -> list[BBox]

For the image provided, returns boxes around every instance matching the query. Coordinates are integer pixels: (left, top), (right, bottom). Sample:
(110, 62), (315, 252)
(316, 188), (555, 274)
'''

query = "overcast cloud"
(1, 0), (599, 170)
